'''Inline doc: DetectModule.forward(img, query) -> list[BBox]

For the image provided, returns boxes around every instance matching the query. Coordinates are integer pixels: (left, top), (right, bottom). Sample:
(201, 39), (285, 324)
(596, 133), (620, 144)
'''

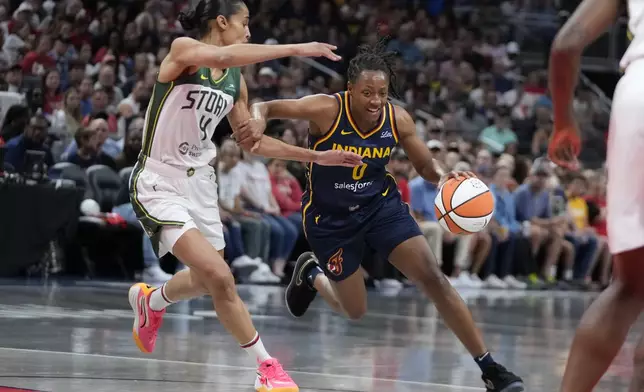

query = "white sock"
(148, 283), (174, 311)
(241, 332), (272, 363)
(564, 269), (573, 281)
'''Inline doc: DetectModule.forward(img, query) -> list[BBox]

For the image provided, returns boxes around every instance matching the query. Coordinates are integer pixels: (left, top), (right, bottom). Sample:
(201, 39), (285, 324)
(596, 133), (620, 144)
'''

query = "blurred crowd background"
(0, 0), (620, 294)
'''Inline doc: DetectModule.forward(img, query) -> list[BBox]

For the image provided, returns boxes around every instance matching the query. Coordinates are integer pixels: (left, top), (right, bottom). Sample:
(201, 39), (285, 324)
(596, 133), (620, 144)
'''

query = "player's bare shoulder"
(158, 37), (200, 83)
(391, 104), (415, 137)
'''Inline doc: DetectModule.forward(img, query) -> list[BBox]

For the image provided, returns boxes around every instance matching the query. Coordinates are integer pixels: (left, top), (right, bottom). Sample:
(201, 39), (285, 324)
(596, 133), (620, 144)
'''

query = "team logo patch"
(327, 248), (344, 276)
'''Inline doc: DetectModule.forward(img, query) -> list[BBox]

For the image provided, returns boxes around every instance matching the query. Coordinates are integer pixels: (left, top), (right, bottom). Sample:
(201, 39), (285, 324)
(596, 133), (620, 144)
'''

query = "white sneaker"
(485, 274), (509, 289)
(503, 275), (528, 289)
(231, 255), (260, 269)
(256, 263), (282, 283)
(455, 272), (479, 288)
(142, 265), (172, 282)
(467, 273), (484, 288)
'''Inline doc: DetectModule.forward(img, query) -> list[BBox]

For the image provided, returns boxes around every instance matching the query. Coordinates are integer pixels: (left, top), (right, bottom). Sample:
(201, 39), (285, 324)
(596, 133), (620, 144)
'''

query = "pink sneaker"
(255, 358), (299, 392)
(128, 283), (165, 353)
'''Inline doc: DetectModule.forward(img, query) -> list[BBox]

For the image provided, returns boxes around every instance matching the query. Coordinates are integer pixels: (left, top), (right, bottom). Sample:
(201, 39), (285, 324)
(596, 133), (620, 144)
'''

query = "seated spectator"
(565, 174), (599, 285)
(21, 34), (55, 76)
(66, 126), (117, 170)
(267, 158), (304, 230)
(218, 141), (277, 282)
(409, 173), (477, 287)
(386, 148), (411, 203)
(50, 87), (83, 159)
(114, 125), (142, 171)
(42, 68), (63, 114)
(514, 160), (570, 285)
(478, 105), (518, 154)
(584, 172), (611, 287)
(62, 117), (122, 160)
(237, 151), (299, 278)
(4, 111), (54, 172)
(487, 165), (528, 289)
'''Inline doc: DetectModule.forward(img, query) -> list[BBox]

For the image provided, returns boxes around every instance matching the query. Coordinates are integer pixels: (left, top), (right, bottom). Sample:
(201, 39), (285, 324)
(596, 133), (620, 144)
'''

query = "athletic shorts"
(129, 156), (224, 256)
(303, 191), (422, 282)
(607, 60), (644, 255)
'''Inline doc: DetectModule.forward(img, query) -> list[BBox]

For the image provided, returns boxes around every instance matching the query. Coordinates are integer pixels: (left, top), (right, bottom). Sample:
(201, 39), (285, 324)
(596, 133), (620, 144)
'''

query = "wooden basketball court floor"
(0, 281), (638, 391)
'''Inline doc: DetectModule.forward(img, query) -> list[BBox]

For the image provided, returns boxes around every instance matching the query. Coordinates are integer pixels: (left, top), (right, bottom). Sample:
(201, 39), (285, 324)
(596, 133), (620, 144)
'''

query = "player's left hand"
(235, 117), (266, 152)
(315, 150), (363, 167)
(438, 171), (475, 188)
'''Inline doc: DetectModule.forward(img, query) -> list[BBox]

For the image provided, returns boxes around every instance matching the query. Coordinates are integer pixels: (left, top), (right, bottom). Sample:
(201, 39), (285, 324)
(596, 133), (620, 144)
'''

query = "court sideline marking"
(0, 347), (484, 391)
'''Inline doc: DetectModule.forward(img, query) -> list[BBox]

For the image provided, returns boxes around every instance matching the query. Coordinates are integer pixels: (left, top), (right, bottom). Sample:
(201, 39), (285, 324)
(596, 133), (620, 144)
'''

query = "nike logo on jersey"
(200, 74), (208, 80)
(341, 130), (353, 135)
(381, 187), (389, 197)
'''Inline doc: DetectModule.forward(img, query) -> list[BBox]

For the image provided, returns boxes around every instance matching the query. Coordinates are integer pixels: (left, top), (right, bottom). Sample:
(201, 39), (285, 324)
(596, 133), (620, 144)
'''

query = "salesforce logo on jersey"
(178, 142), (203, 158)
(334, 180), (374, 192)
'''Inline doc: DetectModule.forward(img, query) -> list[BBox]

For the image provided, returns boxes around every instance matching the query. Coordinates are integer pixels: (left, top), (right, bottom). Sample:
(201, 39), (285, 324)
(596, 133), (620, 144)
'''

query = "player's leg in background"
(560, 247), (644, 392)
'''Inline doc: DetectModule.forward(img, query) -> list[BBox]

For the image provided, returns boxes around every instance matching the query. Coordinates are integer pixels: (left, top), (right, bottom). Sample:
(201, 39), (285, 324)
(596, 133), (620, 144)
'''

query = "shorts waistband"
(139, 156), (214, 178)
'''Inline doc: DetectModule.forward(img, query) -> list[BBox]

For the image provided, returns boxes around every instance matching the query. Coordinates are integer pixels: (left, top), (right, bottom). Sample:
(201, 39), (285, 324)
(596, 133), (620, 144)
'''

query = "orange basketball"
(433, 177), (494, 234)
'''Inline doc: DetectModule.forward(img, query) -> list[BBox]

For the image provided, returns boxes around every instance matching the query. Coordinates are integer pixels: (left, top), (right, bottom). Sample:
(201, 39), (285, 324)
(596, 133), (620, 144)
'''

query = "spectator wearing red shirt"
(267, 158), (304, 232)
(21, 34), (56, 76)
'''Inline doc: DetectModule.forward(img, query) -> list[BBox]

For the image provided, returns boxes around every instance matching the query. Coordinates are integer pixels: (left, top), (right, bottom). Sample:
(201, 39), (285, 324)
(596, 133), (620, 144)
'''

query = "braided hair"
(178, 0), (246, 38)
(347, 39), (399, 98)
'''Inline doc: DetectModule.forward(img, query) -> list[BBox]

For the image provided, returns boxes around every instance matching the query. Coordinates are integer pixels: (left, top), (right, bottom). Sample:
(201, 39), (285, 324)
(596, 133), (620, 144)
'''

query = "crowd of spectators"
(0, 0), (612, 291)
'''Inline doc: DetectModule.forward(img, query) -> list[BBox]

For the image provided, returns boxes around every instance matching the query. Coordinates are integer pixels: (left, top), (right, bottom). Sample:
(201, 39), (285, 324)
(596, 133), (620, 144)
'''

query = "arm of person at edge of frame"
(228, 77), (363, 167)
(157, 36), (341, 83)
(393, 104), (474, 187)
(548, 0), (621, 166)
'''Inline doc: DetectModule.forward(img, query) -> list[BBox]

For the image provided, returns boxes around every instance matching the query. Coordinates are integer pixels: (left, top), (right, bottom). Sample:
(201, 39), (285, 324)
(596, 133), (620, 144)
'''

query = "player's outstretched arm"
(394, 105), (473, 186)
(549, 0), (620, 129)
(159, 37), (340, 82)
(228, 78), (362, 167)
(239, 94), (339, 148)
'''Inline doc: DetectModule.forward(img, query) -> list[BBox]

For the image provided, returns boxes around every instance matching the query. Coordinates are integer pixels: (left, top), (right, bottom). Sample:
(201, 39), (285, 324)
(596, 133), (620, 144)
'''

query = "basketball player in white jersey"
(126, 1), (362, 391)
(549, 0), (644, 391)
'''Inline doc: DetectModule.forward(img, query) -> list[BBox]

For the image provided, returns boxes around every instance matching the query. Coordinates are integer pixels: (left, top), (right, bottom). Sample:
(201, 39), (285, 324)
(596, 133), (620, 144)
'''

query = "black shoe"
(285, 252), (319, 318)
(481, 363), (525, 392)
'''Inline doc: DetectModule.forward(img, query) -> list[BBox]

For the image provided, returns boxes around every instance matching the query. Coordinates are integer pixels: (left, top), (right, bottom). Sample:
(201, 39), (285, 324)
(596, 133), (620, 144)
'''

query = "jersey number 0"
(352, 163), (368, 180)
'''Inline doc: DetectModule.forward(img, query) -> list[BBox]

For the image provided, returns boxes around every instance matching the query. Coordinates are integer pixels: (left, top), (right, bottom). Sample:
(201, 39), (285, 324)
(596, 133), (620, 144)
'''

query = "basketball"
(434, 177), (494, 234)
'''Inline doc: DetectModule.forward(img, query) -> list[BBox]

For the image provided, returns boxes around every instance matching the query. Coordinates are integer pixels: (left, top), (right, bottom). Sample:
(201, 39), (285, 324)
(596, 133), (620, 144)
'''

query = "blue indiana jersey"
(302, 91), (400, 216)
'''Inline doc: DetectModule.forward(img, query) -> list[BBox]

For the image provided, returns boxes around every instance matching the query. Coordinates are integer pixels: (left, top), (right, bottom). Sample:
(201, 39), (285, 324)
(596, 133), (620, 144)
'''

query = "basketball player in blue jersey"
(246, 43), (524, 392)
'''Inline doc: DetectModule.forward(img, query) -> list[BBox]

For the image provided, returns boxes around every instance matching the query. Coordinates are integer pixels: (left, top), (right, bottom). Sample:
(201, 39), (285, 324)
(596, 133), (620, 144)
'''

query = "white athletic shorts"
(129, 156), (225, 256)
(606, 60), (644, 254)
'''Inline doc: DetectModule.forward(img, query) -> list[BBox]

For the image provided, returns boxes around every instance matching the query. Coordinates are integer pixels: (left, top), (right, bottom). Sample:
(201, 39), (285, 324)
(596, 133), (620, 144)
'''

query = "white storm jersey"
(621, 0), (644, 69)
(140, 67), (241, 168)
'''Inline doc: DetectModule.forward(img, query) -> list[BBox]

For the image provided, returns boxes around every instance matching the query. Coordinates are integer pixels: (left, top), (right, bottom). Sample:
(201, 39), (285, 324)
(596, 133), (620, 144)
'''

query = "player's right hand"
(295, 42), (342, 61)
(548, 126), (581, 171)
(315, 150), (362, 167)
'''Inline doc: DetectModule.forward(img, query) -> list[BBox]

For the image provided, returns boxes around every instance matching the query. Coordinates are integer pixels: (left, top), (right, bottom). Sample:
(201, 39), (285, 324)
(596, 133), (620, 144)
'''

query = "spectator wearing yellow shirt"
(566, 175), (599, 284)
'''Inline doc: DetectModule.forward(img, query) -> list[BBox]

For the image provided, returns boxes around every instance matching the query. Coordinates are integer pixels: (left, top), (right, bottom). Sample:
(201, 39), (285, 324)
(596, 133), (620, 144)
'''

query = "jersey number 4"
(352, 163), (367, 180)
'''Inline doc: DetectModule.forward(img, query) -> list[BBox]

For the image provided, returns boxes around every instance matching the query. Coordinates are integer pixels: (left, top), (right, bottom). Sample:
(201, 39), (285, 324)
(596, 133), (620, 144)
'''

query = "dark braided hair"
(347, 39), (399, 98)
(178, 0), (246, 38)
